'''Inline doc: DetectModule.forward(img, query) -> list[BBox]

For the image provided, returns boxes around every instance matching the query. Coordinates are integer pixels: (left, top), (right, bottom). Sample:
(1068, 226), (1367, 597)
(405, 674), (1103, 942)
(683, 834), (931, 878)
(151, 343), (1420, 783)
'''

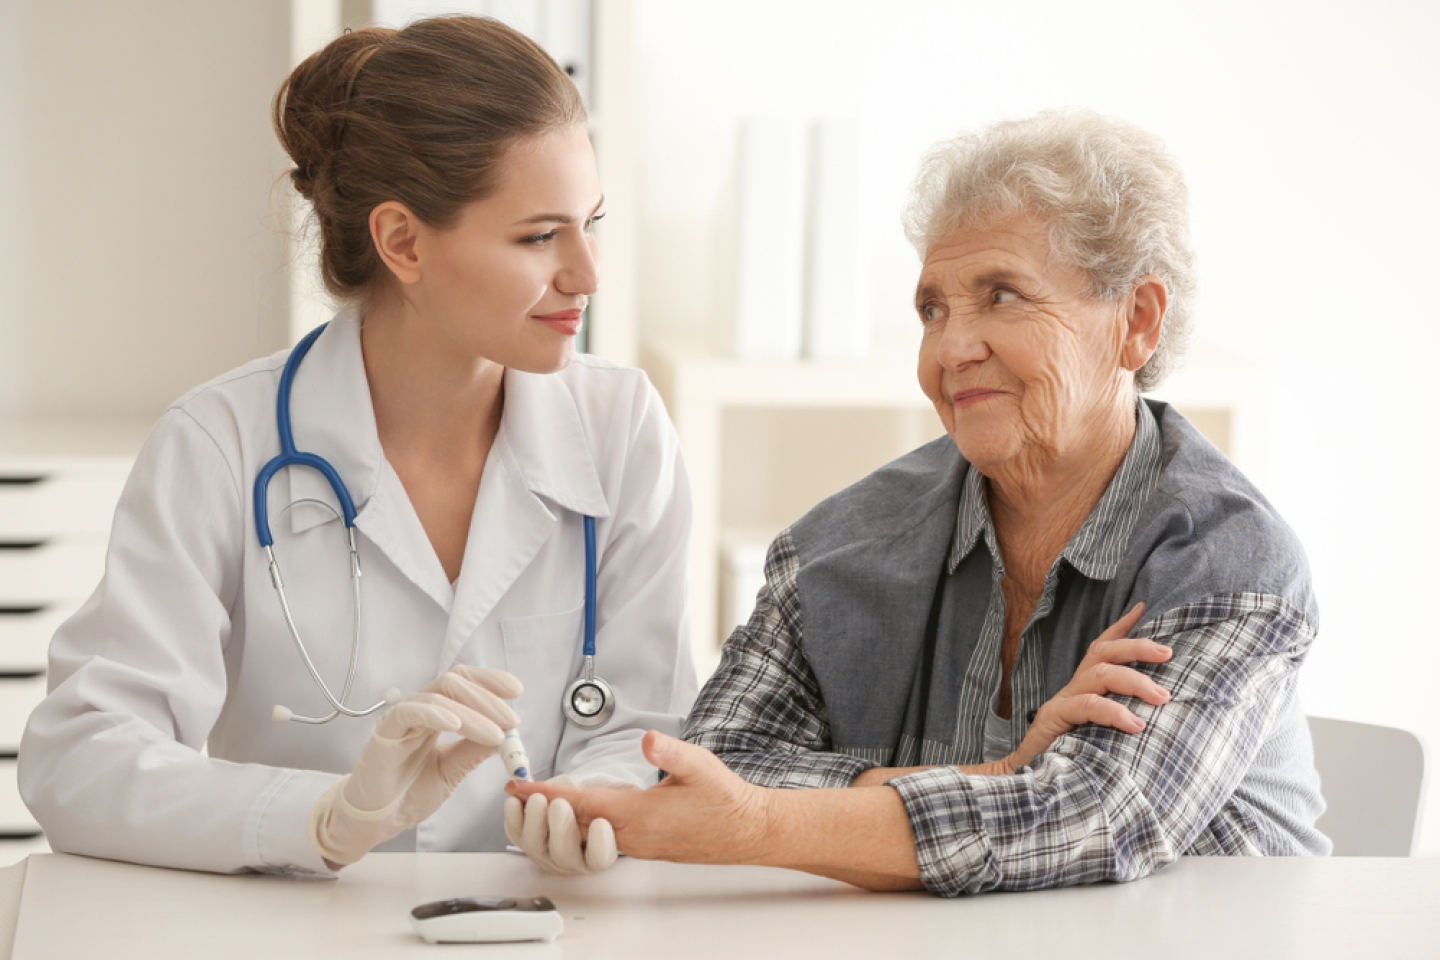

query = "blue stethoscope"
(256, 323), (615, 728)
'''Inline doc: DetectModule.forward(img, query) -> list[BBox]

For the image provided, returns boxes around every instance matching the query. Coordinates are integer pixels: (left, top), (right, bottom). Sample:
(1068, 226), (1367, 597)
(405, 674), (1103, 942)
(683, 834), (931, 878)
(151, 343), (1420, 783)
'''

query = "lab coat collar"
(500, 367), (611, 521)
(436, 367), (612, 665)
(280, 313), (613, 637)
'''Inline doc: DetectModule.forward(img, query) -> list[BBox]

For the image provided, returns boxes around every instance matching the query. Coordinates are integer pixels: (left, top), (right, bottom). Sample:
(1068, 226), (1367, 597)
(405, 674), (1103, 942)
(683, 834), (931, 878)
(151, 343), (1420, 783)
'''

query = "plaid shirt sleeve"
(681, 530), (877, 789)
(889, 592), (1316, 896)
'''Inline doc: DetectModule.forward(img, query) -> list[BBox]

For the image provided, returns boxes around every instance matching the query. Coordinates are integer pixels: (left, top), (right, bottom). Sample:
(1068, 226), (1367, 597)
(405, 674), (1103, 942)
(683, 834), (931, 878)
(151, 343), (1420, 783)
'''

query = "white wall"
(0, 1), (293, 421)
(630, 0), (1440, 853)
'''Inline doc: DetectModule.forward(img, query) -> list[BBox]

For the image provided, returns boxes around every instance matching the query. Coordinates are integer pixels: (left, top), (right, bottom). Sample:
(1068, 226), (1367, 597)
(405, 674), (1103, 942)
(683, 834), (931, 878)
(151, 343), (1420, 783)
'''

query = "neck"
(360, 297), (505, 466)
(986, 394), (1137, 591)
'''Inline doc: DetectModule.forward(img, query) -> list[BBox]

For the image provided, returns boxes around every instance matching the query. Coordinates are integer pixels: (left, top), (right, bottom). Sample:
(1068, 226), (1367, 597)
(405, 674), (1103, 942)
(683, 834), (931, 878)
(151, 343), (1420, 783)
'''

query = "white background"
(626, 0), (1440, 853)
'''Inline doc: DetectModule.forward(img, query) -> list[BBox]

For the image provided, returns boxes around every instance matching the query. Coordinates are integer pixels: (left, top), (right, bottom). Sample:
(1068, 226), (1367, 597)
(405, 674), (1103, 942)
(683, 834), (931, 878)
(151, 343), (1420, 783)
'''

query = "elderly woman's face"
(915, 217), (1133, 477)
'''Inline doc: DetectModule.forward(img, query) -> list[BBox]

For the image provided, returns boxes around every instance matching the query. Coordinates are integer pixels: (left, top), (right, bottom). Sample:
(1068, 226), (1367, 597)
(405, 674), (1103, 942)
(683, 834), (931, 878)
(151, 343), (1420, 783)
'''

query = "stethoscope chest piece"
(562, 657), (615, 728)
(560, 515), (616, 728)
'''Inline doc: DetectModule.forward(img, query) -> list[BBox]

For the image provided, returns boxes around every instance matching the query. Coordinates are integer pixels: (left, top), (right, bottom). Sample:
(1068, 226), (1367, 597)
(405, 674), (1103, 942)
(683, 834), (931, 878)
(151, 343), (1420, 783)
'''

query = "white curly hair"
(903, 109), (1197, 391)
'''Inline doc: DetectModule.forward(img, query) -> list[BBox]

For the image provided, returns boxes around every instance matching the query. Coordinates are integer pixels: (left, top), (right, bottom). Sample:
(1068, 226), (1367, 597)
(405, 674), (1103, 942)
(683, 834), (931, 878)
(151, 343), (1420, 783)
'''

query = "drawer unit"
(0, 760), (41, 836)
(0, 676), (49, 752)
(0, 474), (127, 539)
(0, 418), (146, 848)
(0, 542), (108, 606)
(0, 605), (76, 673)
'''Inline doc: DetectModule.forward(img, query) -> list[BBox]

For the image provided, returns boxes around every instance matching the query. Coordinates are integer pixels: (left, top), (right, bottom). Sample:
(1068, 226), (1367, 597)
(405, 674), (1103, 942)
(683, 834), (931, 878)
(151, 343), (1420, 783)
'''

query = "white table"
(6, 852), (1439, 959)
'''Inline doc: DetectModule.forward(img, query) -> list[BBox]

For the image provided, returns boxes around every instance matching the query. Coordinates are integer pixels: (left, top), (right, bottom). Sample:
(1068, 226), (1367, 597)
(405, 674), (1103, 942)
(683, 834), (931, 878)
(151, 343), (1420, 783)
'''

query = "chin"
(510, 343), (575, 375)
(950, 429), (1022, 475)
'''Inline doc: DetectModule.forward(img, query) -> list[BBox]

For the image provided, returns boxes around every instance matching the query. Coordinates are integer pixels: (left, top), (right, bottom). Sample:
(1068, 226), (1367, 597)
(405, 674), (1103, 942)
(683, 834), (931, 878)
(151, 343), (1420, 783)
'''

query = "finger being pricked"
(506, 777), (630, 834)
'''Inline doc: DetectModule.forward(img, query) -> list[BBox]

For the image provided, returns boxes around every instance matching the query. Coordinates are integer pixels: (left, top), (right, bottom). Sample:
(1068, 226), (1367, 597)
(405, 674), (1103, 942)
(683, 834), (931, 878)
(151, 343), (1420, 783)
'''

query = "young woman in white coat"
(19, 16), (696, 877)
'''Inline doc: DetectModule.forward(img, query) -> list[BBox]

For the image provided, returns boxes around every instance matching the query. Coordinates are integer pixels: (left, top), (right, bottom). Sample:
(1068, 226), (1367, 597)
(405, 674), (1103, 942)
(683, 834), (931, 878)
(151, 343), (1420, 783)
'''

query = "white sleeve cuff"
(250, 768), (344, 876)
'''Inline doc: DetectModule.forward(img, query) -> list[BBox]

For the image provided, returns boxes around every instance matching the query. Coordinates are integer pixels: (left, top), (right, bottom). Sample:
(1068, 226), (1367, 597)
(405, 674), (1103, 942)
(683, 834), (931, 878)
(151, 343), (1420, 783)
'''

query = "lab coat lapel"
(278, 310), (453, 613)
(439, 368), (612, 667)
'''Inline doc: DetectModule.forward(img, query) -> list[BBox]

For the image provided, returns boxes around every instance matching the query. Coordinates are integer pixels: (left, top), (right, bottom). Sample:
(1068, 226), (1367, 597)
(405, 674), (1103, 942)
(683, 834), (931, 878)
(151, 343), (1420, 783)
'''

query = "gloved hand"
(503, 773), (640, 874)
(310, 666), (523, 867)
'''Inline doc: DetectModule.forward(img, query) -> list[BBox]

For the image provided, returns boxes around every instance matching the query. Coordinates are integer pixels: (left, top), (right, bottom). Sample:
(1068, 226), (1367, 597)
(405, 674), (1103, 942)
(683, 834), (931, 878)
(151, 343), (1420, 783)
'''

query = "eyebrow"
(513, 195), (606, 227)
(913, 281), (943, 304)
(914, 267), (1034, 303)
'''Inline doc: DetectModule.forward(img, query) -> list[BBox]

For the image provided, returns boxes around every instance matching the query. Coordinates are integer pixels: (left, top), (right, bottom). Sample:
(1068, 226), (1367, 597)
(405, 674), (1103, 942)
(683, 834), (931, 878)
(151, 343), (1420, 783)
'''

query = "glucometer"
(409, 897), (563, 944)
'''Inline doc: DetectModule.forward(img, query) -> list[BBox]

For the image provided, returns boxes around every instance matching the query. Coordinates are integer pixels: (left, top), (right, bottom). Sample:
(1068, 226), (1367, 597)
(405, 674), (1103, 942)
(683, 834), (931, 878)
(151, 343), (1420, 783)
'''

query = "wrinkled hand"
(310, 666), (523, 867)
(1001, 601), (1171, 772)
(504, 774), (639, 874)
(506, 732), (770, 865)
(851, 603), (1172, 786)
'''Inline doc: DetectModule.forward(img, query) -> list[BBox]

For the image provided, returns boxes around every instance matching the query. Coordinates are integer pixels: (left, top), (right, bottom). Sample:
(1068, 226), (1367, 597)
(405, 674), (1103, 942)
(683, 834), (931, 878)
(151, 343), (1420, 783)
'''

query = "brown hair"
(273, 16), (587, 301)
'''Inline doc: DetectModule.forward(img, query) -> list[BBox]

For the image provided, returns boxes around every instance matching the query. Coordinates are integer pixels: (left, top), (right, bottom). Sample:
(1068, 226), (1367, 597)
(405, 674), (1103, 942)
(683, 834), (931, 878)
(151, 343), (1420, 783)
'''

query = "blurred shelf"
(643, 340), (934, 678)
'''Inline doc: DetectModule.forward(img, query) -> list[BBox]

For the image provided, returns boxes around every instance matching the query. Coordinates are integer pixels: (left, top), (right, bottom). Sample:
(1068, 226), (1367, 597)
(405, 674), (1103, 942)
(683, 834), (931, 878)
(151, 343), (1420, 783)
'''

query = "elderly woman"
(509, 110), (1328, 895)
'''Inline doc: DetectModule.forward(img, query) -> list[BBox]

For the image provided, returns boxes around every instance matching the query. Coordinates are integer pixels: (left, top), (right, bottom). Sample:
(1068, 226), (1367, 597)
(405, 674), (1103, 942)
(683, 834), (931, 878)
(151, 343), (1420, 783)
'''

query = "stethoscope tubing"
(259, 323), (612, 727)
(583, 515), (597, 657)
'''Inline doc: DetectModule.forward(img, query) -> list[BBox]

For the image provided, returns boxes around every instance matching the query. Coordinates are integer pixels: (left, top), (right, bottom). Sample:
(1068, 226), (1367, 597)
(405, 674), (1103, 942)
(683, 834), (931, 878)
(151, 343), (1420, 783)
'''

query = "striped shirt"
(940, 397), (1162, 764)
(683, 402), (1326, 895)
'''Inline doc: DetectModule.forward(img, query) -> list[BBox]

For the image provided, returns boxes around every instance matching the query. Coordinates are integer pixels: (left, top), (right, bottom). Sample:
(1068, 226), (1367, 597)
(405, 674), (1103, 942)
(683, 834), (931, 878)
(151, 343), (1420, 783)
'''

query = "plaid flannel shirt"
(684, 406), (1320, 895)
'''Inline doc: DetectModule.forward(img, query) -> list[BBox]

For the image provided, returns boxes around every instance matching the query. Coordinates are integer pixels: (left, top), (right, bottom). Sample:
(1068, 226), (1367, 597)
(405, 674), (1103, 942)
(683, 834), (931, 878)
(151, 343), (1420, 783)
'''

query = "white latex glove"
(504, 774), (640, 875)
(310, 665), (522, 867)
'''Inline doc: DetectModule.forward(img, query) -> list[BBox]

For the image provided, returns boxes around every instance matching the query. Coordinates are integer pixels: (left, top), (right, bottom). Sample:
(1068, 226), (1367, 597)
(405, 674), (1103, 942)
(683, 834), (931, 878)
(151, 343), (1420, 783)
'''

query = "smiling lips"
(952, 387), (1006, 409)
(533, 308), (585, 336)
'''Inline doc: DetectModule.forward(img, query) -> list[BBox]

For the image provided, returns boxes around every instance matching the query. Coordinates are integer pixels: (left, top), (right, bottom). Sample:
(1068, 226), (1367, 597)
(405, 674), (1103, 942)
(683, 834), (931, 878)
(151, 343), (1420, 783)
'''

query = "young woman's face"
(406, 124), (603, 373)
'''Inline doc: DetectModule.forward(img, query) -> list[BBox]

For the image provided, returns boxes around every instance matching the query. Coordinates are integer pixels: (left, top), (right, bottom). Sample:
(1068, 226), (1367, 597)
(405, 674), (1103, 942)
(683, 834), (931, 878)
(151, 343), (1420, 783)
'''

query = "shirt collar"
(947, 399), (1162, 580)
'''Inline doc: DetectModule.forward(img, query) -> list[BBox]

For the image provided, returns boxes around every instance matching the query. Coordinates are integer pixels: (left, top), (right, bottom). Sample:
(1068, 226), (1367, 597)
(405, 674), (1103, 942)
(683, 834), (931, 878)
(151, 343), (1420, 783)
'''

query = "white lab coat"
(18, 312), (696, 875)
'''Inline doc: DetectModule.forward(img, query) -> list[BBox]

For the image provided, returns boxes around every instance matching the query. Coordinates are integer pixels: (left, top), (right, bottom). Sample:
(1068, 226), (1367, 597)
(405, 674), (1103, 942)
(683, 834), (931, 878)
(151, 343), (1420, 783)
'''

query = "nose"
(934, 309), (990, 371)
(556, 233), (600, 297)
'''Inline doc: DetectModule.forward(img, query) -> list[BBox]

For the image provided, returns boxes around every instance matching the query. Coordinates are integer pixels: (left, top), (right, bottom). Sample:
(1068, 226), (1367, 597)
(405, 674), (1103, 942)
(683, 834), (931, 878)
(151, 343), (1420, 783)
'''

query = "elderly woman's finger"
(1011, 691), (1149, 769)
(1081, 663), (1171, 706)
(1087, 637), (1173, 666)
(1091, 602), (1146, 646)
(1057, 693), (1145, 734)
(505, 778), (632, 832)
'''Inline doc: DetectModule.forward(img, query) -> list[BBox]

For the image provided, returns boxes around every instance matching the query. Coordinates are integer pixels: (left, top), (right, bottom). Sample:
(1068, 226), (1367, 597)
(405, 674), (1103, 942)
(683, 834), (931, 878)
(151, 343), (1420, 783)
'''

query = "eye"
(993, 288), (1019, 305)
(918, 302), (948, 324)
(520, 230), (557, 246)
(586, 212), (606, 232)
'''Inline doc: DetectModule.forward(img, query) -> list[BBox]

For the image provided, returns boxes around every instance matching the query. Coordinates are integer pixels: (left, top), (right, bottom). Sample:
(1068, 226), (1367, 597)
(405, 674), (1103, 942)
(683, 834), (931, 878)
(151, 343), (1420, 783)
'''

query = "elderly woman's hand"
(505, 731), (773, 865)
(997, 601), (1170, 773)
(852, 602), (1170, 785)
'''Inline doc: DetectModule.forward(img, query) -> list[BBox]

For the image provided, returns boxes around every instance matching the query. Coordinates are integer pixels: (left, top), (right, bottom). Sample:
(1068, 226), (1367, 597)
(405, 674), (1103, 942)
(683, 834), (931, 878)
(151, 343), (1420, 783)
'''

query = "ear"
(1120, 275), (1168, 374)
(369, 201), (425, 286)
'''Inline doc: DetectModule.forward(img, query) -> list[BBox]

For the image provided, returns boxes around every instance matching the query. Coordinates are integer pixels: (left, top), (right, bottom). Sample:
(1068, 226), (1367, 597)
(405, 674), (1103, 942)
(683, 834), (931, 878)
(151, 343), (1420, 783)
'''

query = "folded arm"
(891, 592), (1314, 894)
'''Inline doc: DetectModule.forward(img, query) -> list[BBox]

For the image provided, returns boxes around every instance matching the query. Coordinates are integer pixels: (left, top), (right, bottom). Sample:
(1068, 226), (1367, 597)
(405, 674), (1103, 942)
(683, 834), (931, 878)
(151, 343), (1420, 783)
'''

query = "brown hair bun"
(273, 16), (586, 301)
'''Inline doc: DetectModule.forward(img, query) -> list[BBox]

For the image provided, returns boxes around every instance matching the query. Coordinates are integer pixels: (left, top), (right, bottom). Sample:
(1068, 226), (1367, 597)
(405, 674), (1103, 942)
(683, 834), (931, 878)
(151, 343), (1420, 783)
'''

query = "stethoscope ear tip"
(272, 704), (294, 723)
(382, 687), (402, 705)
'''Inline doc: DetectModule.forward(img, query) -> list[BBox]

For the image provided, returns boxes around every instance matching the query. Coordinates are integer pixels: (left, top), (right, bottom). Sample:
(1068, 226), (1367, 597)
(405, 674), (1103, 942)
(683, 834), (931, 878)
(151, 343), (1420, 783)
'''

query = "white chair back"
(1308, 716), (1427, 857)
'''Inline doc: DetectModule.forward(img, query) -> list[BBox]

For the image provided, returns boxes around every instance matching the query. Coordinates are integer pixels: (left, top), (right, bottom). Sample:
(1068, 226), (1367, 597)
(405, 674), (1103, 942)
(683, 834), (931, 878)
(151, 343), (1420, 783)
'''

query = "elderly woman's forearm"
(754, 784), (924, 885)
